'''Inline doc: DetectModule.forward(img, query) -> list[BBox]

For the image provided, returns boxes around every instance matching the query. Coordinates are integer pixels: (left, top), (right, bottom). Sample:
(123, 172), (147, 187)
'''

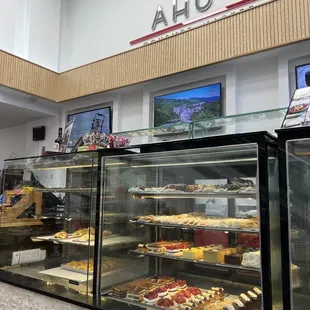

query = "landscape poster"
(154, 83), (221, 127)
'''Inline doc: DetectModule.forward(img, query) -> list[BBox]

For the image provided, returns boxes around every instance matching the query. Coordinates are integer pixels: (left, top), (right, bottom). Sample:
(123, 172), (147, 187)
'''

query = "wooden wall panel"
(0, 0), (309, 103)
(57, 0), (310, 102)
(0, 51), (58, 101)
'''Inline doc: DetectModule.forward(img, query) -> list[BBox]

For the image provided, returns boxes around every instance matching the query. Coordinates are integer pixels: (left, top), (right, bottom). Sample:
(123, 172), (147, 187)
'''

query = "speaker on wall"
(33, 126), (46, 141)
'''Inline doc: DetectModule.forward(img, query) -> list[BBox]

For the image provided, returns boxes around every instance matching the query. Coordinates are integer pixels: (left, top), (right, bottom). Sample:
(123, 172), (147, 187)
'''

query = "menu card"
(282, 86), (310, 128)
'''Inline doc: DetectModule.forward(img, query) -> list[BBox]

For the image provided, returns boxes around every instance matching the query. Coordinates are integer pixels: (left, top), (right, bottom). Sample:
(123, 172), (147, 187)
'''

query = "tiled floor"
(0, 282), (86, 310)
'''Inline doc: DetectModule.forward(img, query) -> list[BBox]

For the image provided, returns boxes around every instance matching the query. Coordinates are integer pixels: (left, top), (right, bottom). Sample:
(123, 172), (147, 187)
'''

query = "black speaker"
(33, 126), (46, 141)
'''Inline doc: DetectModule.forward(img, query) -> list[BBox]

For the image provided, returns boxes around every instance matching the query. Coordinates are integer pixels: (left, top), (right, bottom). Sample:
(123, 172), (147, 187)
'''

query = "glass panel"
(113, 123), (192, 146)
(193, 108), (287, 139)
(0, 152), (97, 306)
(286, 138), (310, 309)
(101, 144), (265, 309)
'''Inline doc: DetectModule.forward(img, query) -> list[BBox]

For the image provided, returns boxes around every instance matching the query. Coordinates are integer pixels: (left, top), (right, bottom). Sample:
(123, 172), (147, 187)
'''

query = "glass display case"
(100, 132), (283, 310)
(278, 127), (310, 310)
(0, 152), (99, 307)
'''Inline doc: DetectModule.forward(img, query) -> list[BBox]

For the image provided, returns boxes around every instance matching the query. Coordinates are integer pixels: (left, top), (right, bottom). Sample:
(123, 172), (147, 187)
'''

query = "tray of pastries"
(62, 257), (122, 275)
(128, 179), (256, 195)
(132, 213), (259, 231)
(135, 241), (262, 270)
(38, 228), (114, 245)
(108, 276), (262, 309)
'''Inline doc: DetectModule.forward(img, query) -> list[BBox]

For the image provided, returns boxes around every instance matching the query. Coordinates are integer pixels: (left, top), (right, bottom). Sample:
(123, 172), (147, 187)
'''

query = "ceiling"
(0, 103), (51, 129)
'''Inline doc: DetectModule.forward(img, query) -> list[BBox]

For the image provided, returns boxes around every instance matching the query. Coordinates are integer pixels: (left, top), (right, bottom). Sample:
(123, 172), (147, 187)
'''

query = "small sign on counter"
(11, 249), (46, 266)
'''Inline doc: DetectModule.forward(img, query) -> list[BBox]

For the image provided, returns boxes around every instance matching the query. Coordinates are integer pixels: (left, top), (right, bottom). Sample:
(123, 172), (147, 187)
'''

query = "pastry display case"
(100, 132), (283, 310)
(278, 127), (310, 310)
(0, 152), (99, 307)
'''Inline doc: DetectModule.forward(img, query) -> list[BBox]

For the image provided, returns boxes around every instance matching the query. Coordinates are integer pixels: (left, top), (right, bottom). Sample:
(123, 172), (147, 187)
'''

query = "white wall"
(60, 0), (212, 71)
(0, 124), (27, 170)
(0, 0), (61, 71)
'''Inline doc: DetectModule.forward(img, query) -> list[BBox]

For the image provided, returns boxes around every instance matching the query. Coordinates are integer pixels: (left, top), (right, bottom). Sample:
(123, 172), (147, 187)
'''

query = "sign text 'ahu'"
(152, 0), (213, 30)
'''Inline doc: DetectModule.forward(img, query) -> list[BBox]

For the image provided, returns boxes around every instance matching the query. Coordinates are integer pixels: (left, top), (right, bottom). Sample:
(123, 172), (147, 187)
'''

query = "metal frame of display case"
(99, 131), (281, 310)
(277, 127), (310, 310)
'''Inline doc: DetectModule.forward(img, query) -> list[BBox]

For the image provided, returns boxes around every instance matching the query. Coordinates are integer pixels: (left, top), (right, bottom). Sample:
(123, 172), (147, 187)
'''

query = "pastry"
(247, 290), (259, 308)
(157, 285), (169, 297)
(183, 248), (199, 260)
(136, 244), (148, 253)
(233, 299), (246, 309)
(127, 287), (145, 301)
(231, 178), (254, 188)
(211, 287), (224, 299)
(144, 290), (159, 304)
(147, 242), (168, 253)
(224, 254), (243, 265)
(176, 280), (187, 290)
(253, 287), (262, 300)
(156, 298), (174, 309)
(241, 250), (260, 268)
(203, 249), (225, 263)
(72, 228), (89, 237)
(103, 230), (112, 237)
(54, 231), (68, 239)
(168, 282), (178, 293)
(239, 293), (251, 309)
(157, 276), (175, 284)
(111, 285), (128, 298)
(78, 234), (95, 242)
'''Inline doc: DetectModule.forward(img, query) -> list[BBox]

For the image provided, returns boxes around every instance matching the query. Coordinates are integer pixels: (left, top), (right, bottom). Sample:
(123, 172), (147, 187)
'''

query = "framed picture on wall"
(67, 107), (111, 149)
(282, 86), (310, 128)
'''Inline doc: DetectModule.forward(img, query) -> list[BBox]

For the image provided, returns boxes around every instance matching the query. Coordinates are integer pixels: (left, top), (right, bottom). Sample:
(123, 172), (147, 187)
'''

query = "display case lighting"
(33, 162), (125, 171)
(129, 157), (259, 168)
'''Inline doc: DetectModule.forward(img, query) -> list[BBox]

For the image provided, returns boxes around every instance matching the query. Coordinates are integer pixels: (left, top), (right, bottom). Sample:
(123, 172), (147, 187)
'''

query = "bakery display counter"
(277, 128), (310, 310)
(0, 152), (100, 308)
(100, 133), (282, 310)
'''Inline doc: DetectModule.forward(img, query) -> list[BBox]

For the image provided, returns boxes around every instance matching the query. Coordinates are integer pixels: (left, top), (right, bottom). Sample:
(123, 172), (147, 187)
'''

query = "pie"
(54, 231), (68, 239)
(289, 103), (309, 114)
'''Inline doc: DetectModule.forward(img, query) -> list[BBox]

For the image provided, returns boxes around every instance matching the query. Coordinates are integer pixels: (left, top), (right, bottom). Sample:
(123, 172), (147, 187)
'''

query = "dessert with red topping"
(157, 285), (169, 297)
(183, 289), (192, 299)
(126, 287), (145, 301)
(165, 242), (190, 253)
(143, 290), (159, 304)
(157, 276), (175, 284)
(188, 286), (201, 296)
(174, 295), (187, 305)
(157, 298), (175, 309)
(176, 279), (187, 290)
(168, 282), (179, 293)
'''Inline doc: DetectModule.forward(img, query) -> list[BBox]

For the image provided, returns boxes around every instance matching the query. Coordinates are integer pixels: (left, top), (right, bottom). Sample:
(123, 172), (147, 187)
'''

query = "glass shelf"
(130, 191), (256, 199)
(113, 108), (287, 146)
(34, 187), (95, 193)
(129, 250), (260, 273)
(192, 108), (287, 139)
(129, 220), (259, 234)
